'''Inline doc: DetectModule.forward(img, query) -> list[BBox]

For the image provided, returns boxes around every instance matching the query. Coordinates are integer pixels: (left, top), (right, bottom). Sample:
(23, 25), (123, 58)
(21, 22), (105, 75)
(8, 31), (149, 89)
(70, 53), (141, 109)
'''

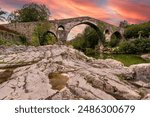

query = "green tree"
(0, 8), (6, 21)
(70, 26), (104, 56)
(124, 22), (150, 39)
(8, 3), (51, 22)
(118, 39), (150, 54)
(32, 22), (57, 46)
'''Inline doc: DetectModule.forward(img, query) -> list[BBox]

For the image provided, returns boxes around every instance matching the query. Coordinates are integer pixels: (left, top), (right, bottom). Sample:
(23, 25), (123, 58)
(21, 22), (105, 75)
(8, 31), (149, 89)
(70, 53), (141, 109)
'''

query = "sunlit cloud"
(109, 0), (150, 24)
(0, 0), (149, 25)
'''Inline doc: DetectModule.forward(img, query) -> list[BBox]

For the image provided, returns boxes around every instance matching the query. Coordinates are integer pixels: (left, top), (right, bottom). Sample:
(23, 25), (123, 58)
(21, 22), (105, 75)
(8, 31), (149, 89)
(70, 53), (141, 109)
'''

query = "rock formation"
(0, 45), (150, 100)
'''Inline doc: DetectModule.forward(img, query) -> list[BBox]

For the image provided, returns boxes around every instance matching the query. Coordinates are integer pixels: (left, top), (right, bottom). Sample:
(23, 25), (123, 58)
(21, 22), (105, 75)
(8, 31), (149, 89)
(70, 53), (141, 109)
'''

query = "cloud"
(109, 0), (150, 23)
(0, 0), (149, 25)
(0, 0), (110, 21)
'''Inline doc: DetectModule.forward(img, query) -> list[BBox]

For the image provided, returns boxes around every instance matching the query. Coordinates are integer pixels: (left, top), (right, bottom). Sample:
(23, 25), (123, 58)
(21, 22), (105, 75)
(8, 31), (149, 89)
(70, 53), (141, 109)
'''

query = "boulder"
(0, 45), (149, 100)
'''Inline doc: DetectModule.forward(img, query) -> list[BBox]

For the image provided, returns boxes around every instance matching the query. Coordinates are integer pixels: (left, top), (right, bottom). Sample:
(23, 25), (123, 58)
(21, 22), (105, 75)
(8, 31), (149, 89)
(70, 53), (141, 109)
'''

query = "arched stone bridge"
(1, 16), (124, 44)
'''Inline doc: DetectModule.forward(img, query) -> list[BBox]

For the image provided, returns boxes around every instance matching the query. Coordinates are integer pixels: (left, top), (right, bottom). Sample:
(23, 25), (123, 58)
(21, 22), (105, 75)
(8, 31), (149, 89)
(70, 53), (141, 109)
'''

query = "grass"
(48, 72), (69, 90)
(0, 38), (24, 46)
(97, 54), (150, 66)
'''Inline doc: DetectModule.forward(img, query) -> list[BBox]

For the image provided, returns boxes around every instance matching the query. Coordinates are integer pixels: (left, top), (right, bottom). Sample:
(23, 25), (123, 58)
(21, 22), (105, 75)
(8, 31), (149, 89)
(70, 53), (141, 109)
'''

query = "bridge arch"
(111, 31), (122, 40)
(104, 29), (110, 35)
(58, 25), (65, 31)
(41, 31), (58, 45)
(67, 21), (104, 44)
(109, 31), (122, 47)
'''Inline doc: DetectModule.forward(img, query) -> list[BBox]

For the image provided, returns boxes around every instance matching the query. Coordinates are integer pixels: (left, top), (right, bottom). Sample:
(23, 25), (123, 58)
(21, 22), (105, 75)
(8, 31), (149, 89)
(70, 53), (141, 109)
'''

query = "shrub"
(109, 35), (120, 47)
(118, 41), (136, 54)
(118, 39), (150, 54)
(124, 22), (150, 39)
(41, 33), (57, 45)
(0, 38), (6, 45)
(85, 48), (96, 56)
(32, 22), (57, 46)
(19, 35), (28, 45)
(0, 38), (23, 46)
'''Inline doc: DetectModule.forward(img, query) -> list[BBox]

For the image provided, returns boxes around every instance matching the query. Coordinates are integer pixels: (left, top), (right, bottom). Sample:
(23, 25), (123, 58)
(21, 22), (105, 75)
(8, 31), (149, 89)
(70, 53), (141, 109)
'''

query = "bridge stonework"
(0, 16), (124, 44)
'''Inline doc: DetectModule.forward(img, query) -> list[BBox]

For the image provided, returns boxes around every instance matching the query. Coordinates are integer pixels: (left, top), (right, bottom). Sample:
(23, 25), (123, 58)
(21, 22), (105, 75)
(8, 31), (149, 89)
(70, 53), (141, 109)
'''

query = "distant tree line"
(124, 22), (150, 39)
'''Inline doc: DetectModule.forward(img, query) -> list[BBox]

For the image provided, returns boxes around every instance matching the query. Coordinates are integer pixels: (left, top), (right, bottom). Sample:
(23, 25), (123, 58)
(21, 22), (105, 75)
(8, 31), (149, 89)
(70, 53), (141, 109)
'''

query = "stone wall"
(0, 30), (20, 42)
(2, 22), (38, 40)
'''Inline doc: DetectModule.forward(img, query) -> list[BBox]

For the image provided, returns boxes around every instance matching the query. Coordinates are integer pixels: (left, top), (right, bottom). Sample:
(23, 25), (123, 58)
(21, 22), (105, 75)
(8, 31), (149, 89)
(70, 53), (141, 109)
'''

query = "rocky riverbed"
(0, 45), (150, 100)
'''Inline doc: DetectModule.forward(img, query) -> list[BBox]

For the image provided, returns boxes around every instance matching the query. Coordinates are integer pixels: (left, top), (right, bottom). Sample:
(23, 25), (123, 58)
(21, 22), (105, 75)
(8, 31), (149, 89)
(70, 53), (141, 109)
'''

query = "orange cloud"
(3, 0), (108, 21)
(1, 0), (149, 25)
(36, 0), (110, 20)
(109, 0), (150, 23)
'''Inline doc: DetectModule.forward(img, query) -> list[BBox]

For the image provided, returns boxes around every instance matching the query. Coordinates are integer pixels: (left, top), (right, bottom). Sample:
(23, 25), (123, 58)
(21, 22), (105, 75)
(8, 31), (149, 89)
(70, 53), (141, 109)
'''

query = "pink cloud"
(1, 0), (149, 25)
(0, 0), (110, 20)
(109, 0), (150, 24)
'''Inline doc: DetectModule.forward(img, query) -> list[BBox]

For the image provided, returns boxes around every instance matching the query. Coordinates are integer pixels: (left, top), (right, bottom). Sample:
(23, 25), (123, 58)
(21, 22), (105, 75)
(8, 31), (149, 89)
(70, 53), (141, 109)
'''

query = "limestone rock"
(0, 45), (149, 100)
(141, 54), (150, 60)
(130, 64), (150, 82)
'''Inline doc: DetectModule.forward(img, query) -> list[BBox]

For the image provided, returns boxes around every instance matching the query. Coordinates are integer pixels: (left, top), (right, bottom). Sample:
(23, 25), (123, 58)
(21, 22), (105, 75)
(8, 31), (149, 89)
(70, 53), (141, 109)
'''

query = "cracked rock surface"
(0, 45), (150, 100)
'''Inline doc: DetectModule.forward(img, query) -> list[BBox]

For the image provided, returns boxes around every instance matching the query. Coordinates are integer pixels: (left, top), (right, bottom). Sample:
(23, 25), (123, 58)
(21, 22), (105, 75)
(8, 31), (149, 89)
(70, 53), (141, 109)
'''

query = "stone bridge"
(1, 16), (124, 44)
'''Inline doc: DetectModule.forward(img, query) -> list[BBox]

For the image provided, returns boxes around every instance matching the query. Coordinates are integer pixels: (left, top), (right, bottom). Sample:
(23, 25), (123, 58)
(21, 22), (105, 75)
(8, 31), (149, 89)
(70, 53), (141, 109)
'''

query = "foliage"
(85, 48), (96, 56)
(0, 37), (27, 46)
(32, 22), (57, 46)
(42, 33), (57, 45)
(109, 34), (120, 47)
(19, 35), (29, 45)
(117, 39), (150, 54)
(8, 3), (50, 22)
(124, 22), (150, 39)
(0, 38), (6, 45)
(0, 8), (6, 21)
(70, 26), (104, 56)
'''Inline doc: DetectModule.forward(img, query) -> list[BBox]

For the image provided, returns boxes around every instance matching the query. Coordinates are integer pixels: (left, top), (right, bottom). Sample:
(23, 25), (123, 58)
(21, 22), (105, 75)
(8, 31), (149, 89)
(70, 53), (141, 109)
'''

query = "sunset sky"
(0, 0), (150, 25)
(0, 0), (150, 39)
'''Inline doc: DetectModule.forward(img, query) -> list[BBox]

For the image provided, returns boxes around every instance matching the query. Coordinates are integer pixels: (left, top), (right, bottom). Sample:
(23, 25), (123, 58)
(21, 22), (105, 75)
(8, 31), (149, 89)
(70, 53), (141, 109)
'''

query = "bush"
(109, 35), (120, 47)
(42, 33), (57, 45)
(124, 22), (150, 39)
(31, 22), (57, 46)
(118, 39), (150, 54)
(0, 38), (23, 46)
(19, 35), (29, 45)
(118, 41), (136, 54)
(85, 48), (96, 56)
(0, 38), (6, 45)
(70, 26), (104, 54)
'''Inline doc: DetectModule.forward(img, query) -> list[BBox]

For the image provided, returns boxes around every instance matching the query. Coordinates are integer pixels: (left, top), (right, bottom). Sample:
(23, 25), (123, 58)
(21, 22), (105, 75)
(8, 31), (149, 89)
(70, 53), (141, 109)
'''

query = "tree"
(70, 26), (104, 56)
(8, 3), (51, 22)
(124, 22), (150, 39)
(0, 8), (6, 21)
